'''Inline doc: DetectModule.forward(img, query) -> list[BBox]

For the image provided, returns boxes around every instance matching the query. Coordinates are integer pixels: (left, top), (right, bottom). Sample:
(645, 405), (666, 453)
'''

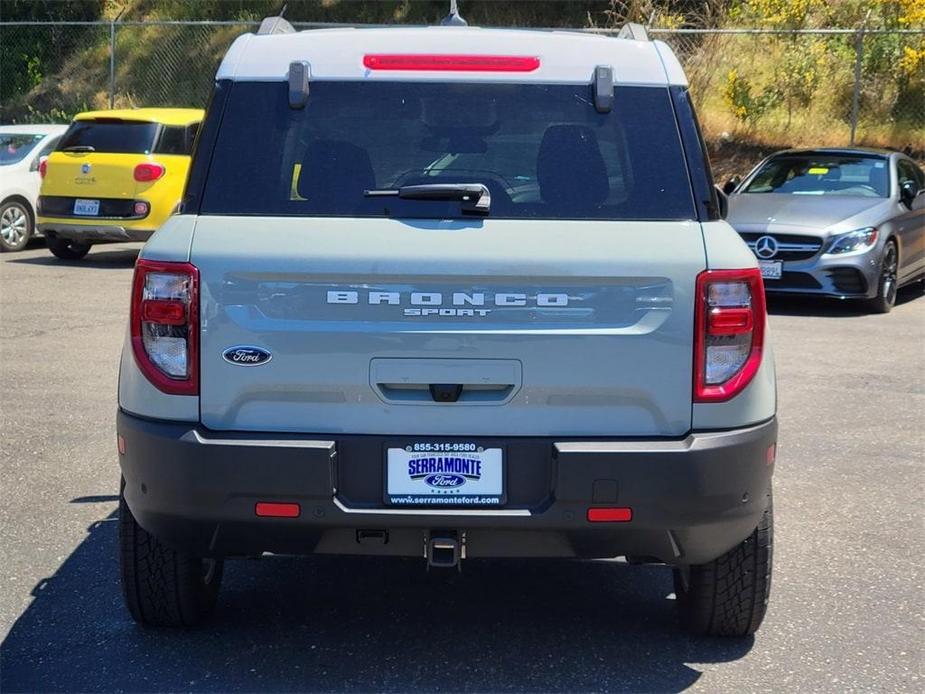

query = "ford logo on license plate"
(424, 473), (466, 488)
(222, 346), (272, 366)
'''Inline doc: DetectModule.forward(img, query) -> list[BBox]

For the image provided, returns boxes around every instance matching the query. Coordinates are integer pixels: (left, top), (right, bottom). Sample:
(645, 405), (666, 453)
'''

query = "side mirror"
(714, 185), (729, 220)
(722, 175), (741, 196)
(900, 179), (919, 208)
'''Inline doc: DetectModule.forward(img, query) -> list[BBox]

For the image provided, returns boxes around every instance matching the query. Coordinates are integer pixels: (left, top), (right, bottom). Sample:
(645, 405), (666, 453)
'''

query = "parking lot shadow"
(1, 507), (753, 693)
(766, 283), (923, 317)
(9, 248), (139, 269)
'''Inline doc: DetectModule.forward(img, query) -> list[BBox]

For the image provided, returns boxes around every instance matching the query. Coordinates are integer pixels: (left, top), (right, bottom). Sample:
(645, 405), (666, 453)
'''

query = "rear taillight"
(694, 268), (766, 403)
(134, 162), (165, 182)
(130, 259), (198, 395)
(39, 158), (48, 179)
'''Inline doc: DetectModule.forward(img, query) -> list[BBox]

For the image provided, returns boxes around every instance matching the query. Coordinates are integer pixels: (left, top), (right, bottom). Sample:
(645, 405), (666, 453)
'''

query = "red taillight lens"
(141, 299), (186, 325)
(363, 54), (540, 72)
(39, 158), (48, 179)
(707, 306), (753, 335)
(133, 162), (165, 182)
(130, 259), (198, 395)
(694, 268), (766, 403)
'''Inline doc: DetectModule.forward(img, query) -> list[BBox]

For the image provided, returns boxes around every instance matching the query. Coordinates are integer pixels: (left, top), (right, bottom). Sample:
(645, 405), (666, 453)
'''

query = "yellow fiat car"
(37, 108), (203, 260)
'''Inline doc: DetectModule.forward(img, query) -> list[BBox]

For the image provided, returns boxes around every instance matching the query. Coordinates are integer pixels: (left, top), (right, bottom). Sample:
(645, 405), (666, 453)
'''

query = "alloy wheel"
(1, 205), (29, 248)
(881, 243), (898, 306)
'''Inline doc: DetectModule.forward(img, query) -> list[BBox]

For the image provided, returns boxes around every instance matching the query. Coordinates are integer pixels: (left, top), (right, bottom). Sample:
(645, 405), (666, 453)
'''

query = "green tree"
(0, 0), (105, 112)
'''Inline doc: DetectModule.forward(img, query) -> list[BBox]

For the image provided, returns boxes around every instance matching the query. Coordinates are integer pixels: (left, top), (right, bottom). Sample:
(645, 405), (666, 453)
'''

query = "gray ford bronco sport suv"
(117, 17), (778, 636)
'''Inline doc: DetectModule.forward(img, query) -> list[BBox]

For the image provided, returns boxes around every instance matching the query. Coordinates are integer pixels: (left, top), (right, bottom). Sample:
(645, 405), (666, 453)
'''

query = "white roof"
(216, 27), (687, 86)
(0, 124), (68, 135)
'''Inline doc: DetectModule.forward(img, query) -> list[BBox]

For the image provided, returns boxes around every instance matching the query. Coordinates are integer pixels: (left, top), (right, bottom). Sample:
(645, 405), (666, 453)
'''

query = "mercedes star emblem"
(755, 235), (779, 259)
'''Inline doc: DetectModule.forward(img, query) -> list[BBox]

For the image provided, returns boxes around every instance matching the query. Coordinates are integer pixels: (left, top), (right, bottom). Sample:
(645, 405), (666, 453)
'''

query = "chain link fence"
(1, 21), (923, 152)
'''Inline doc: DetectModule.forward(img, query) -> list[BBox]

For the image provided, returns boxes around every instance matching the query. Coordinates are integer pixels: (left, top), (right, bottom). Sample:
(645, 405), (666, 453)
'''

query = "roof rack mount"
(618, 23), (649, 41)
(258, 15), (295, 35)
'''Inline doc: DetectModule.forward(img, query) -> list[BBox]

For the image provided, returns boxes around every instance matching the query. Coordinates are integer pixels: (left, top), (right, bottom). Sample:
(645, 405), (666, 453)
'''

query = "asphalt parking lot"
(1, 240), (922, 693)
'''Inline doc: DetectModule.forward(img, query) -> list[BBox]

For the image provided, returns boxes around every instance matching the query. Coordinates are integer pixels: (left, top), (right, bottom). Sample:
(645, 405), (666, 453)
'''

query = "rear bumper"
(117, 410), (777, 565)
(38, 222), (154, 242)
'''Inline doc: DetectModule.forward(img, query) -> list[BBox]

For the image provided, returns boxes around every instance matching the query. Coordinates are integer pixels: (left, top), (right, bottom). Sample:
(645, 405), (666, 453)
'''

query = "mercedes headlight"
(826, 227), (878, 255)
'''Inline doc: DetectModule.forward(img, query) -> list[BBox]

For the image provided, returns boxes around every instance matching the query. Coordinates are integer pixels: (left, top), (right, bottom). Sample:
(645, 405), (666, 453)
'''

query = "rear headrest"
(297, 140), (376, 205)
(536, 125), (609, 211)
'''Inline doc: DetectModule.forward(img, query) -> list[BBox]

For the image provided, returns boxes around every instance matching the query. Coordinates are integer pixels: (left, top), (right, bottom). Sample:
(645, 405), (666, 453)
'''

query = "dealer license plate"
(759, 259), (782, 280)
(386, 444), (503, 506)
(73, 199), (100, 216)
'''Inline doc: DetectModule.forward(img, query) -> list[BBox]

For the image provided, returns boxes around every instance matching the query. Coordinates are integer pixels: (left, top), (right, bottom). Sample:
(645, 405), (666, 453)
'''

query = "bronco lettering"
(326, 290), (570, 318)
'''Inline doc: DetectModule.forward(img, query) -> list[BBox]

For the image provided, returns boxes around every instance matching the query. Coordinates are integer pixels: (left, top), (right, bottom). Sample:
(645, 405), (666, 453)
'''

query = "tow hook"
(425, 531), (465, 570)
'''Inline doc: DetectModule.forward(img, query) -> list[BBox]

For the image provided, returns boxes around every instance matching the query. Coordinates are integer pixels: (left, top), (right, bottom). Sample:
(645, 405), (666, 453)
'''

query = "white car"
(0, 124), (68, 251)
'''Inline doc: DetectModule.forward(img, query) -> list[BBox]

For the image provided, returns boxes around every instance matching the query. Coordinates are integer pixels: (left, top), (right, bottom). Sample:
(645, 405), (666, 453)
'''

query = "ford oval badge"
(222, 346), (272, 366)
(424, 473), (466, 489)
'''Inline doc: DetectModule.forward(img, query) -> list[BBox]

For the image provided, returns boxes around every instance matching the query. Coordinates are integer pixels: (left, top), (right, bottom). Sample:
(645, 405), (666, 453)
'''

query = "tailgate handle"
(370, 358), (522, 406)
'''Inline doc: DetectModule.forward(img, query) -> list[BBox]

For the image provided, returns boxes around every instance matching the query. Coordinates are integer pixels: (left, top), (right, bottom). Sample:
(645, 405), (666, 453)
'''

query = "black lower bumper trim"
(40, 225), (154, 242)
(117, 411), (776, 565)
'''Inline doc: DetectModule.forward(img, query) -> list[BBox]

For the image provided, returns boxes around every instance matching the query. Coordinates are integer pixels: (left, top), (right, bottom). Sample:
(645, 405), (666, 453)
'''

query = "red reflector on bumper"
(255, 502), (301, 518)
(587, 507), (633, 522)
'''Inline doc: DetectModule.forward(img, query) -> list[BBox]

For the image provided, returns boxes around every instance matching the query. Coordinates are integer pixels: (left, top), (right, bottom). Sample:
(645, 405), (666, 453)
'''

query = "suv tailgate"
(192, 217), (703, 437)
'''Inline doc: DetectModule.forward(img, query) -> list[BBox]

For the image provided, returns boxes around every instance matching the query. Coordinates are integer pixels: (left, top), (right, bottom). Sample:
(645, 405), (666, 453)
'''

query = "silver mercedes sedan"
(724, 148), (925, 312)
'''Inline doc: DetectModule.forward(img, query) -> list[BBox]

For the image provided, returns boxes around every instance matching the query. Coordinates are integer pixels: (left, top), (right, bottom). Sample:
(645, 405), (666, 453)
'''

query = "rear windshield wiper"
(365, 183), (491, 215)
(61, 145), (95, 152)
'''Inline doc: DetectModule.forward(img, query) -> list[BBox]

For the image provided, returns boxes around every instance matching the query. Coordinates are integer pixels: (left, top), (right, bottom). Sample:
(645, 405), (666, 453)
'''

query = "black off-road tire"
(674, 487), (773, 637)
(46, 233), (91, 260)
(119, 481), (223, 627)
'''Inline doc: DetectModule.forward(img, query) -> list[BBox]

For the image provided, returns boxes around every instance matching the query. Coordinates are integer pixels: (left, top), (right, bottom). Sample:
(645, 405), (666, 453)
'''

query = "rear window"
(58, 120), (158, 155)
(0, 134), (44, 165)
(200, 82), (696, 220)
(744, 154), (889, 197)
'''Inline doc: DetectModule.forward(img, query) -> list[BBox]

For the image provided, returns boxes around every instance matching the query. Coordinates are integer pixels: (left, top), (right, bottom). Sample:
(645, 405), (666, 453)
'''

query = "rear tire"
(46, 234), (91, 260)
(0, 200), (33, 252)
(867, 240), (898, 314)
(674, 487), (773, 637)
(119, 480), (223, 627)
